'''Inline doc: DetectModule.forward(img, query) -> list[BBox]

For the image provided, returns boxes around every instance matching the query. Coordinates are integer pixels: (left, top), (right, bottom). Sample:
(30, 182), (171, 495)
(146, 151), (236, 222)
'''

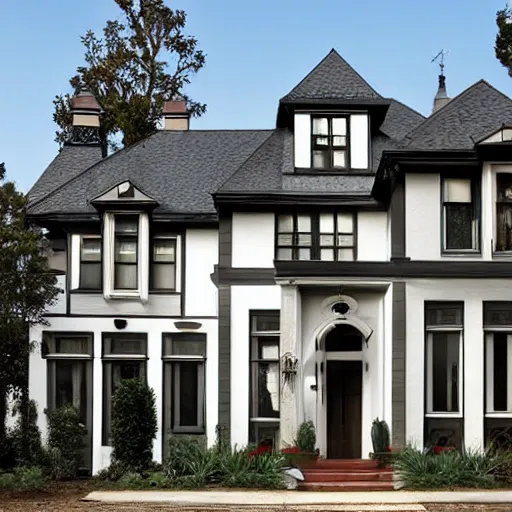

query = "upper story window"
(114, 216), (139, 290)
(442, 178), (479, 252)
(80, 236), (102, 290)
(276, 213), (355, 261)
(311, 116), (348, 169)
(151, 237), (177, 291)
(496, 174), (512, 252)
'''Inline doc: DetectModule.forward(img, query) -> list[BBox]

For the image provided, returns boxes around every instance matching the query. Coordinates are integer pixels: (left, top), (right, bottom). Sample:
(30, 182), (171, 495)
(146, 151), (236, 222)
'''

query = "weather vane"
(431, 49), (449, 76)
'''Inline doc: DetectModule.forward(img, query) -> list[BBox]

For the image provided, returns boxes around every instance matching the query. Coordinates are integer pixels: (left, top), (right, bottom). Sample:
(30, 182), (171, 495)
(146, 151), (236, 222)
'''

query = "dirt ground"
(2, 484), (512, 512)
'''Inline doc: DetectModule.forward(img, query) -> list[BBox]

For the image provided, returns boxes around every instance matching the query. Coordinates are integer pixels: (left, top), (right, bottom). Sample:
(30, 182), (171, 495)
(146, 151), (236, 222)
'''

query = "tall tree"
(54, 0), (206, 150)
(0, 163), (60, 455)
(496, 7), (512, 76)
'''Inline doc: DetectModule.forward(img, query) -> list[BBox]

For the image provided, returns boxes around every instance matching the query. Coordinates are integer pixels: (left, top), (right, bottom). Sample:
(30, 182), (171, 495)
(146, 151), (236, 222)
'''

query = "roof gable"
(90, 180), (157, 205)
(477, 125), (512, 144)
(280, 49), (382, 103)
(405, 80), (512, 150)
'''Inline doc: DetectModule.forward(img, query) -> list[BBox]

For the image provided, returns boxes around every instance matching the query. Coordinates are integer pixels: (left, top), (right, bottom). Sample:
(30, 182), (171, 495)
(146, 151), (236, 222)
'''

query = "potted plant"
(370, 418), (395, 467)
(282, 421), (319, 468)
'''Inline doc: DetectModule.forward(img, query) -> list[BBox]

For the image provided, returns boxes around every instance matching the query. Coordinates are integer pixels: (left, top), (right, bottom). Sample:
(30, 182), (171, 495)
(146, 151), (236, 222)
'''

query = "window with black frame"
(162, 333), (206, 436)
(442, 178), (479, 252)
(151, 237), (177, 291)
(496, 174), (512, 252)
(114, 216), (138, 290)
(311, 116), (348, 169)
(79, 236), (102, 289)
(249, 311), (280, 448)
(102, 333), (147, 445)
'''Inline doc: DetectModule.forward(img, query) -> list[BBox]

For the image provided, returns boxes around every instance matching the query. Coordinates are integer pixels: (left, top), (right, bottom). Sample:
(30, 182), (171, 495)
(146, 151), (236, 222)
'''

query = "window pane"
(252, 315), (280, 333)
(80, 262), (101, 289)
(255, 362), (280, 417)
(313, 150), (329, 168)
(115, 217), (138, 233)
(445, 204), (473, 250)
(297, 215), (311, 232)
(432, 333), (459, 413)
(259, 342), (279, 360)
(115, 264), (137, 289)
(496, 203), (512, 251)
(321, 248), (334, 261)
(333, 150), (347, 168)
(333, 136), (347, 147)
(312, 117), (328, 135)
(115, 240), (137, 263)
(56, 337), (90, 354)
(297, 234), (312, 246)
(278, 215), (293, 233)
(298, 248), (311, 260)
(277, 248), (292, 260)
(444, 179), (471, 203)
(81, 238), (101, 261)
(251, 424), (279, 448)
(153, 239), (175, 262)
(494, 334), (508, 412)
(320, 213), (334, 233)
(332, 117), (347, 136)
(338, 234), (354, 247)
(170, 340), (206, 357)
(497, 174), (512, 201)
(277, 234), (293, 246)
(337, 213), (353, 232)
(337, 248), (354, 261)
(314, 136), (329, 146)
(152, 264), (175, 290)
(108, 336), (145, 355)
(175, 362), (199, 427)
(55, 361), (87, 423)
(320, 234), (335, 246)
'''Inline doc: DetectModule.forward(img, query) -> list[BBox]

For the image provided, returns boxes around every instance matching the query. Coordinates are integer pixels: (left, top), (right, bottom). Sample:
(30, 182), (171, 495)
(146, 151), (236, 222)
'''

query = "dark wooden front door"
(327, 361), (362, 459)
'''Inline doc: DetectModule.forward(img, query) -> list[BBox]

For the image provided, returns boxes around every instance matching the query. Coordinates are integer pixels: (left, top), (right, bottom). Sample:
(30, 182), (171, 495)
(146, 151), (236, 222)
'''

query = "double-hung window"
(311, 116), (348, 169)
(425, 302), (463, 415)
(79, 237), (102, 290)
(496, 174), (512, 252)
(249, 311), (280, 447)
(276, 213), (355, 261)
(102, 333), (147, 445)
(442, 178), (479, 252)
(163, 333), (206, 435)
(151, 237), (177, 291)
(114, 216), (138, 290)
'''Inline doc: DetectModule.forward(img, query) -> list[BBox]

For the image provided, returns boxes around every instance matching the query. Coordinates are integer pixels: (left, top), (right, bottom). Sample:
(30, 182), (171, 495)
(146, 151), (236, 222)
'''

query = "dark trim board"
(218, 285), (231, 442)
(44, 314), (218, 319)
(392, 282), (406, 448)
(215, 267), (276, 286)
(275, 260), (512, 279)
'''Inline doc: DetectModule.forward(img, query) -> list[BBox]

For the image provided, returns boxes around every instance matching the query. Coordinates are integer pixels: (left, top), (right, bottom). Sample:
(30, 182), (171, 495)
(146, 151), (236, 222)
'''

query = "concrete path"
(84, 489), (512, 507)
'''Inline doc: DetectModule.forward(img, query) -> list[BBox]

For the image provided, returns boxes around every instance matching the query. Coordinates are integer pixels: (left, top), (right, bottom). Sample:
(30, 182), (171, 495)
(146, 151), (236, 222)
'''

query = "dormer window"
(311, 116), (348, 169)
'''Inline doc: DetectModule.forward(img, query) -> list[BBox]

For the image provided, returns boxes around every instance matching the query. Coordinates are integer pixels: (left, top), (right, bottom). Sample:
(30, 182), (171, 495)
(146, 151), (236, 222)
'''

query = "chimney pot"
(162, 99), (190, 130)
(71, 89), (102, 128)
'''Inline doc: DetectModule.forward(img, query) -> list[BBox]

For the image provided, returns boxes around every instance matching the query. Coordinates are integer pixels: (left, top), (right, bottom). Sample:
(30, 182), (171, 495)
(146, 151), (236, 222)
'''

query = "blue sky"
(1, 0), (510, 192)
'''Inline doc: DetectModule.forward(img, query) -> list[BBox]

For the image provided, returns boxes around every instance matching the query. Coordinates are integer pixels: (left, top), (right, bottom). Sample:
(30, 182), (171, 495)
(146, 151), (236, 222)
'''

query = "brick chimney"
(162, 98), (190, 130)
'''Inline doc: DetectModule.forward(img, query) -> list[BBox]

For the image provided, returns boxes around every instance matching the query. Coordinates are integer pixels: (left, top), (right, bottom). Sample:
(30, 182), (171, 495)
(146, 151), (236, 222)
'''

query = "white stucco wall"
(230, 285), (281, 447)
(350, 114), (369, 169)
(29, 315), (218, 475)
(294, 114), (311, 168)
(185, 229), (218, 317)
(357, 211), (388, 261)
(231, 213), (275, 268)
(405, 279), (512, 451)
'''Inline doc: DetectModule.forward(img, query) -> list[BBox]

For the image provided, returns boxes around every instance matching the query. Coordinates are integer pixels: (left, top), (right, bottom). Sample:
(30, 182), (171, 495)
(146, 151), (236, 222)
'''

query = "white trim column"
(279, 284), (302, 447)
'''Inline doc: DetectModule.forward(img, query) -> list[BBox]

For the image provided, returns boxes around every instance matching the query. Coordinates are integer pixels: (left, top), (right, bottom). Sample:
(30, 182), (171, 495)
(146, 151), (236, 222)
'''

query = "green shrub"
(394, 446), (512, 489)
(0, 466), (47, 491)
(45, 405), (87, 480)
(111, 379), (157, 473)
(8, 400), (43, 467)
(371, 418), (391, 453)
(296, 420), (316, 453)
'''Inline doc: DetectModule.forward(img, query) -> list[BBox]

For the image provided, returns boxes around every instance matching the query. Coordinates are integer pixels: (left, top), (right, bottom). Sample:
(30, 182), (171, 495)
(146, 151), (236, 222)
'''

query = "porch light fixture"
(281, 352), (298, 386)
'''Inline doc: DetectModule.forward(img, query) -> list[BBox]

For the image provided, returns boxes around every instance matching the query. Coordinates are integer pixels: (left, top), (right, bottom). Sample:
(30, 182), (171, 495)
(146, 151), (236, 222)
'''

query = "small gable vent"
(118, 182), (134, 198)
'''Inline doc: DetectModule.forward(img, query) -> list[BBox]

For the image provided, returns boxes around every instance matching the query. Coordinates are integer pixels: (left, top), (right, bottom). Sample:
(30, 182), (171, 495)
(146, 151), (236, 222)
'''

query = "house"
(26, 49), (512, 475)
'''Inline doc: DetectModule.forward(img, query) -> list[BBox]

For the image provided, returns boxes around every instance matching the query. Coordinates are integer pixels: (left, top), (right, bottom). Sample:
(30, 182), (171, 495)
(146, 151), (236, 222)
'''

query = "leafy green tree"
(54, 0), (206, 150)
(0, 163), (60, 459)
(496, 7), (512, 76)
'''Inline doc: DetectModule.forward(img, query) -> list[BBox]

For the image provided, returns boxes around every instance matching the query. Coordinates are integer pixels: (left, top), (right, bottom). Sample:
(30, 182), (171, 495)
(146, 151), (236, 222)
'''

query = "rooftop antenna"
(431, 49), (449, 76)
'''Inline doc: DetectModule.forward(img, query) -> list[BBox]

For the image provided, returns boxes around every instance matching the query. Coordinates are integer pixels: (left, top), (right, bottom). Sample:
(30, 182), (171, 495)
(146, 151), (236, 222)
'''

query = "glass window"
(250, 311), (280, 448)
(442, 178), (479, 252)
(311, 116), (348, 170)
(276, 214), (312, 261)
(319, 213), (355, 261)
(496, 174), (512, 252)
(486, 333), (512, 413)
(114, 215), (138, 290)
(80, 237), (102, 290)
(163, 333), (206, 435)
(151, 238), (176, 291)
(102, 334), (147, 445)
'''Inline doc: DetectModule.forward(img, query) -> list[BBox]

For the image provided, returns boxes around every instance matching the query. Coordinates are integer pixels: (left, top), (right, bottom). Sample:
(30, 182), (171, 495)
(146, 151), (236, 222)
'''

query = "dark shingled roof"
(28, 145), (103, 204)
(28, 130), (272, 216)
(280, 49), (382, 102)
(405, 80), (512, 150)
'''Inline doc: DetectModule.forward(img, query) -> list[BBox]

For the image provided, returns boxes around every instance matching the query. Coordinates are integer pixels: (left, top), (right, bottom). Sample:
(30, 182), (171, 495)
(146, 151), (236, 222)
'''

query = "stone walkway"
(84, 489), (512, 507)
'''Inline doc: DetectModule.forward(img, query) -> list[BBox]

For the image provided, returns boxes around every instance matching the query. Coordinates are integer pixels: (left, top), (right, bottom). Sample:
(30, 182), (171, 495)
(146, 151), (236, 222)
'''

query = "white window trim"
(485, 332), (512, 414)
(426, 330), (463, 416)
(103, 212), (149, 301)
(151, 234), (181, 293)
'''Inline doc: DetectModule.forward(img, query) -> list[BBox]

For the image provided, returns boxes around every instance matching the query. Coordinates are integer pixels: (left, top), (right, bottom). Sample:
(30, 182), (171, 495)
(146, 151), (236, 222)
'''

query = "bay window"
(311, 116), (348, 169)
(163, 333), (206, 435)
(496, 173), (512, 252)
(249, 311), (280, 447)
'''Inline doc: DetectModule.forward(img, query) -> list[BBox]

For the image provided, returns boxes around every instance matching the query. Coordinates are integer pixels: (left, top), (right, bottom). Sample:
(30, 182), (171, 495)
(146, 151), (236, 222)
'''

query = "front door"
(326, 360), (362, 459)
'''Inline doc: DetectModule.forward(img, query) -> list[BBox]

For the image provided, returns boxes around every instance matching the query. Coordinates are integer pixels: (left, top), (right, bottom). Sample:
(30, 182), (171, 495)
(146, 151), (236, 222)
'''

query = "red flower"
(385, 446), (392, 452)
(282, 446), (300, 454)
(433, 446), (454, 455)
(249, 444), (272, 457)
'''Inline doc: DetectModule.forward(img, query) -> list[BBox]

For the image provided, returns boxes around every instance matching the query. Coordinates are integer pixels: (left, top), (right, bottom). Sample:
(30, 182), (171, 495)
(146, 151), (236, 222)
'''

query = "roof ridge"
(389, 98), (426, 122)
(403, 79), (493, 145)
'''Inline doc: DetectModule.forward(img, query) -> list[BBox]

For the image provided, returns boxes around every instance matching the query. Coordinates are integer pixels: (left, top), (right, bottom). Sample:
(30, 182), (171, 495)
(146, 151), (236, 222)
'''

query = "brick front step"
(303, 470), (393, 482)
(305, 459), (380, 470)
(299, 481), (395, 492)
